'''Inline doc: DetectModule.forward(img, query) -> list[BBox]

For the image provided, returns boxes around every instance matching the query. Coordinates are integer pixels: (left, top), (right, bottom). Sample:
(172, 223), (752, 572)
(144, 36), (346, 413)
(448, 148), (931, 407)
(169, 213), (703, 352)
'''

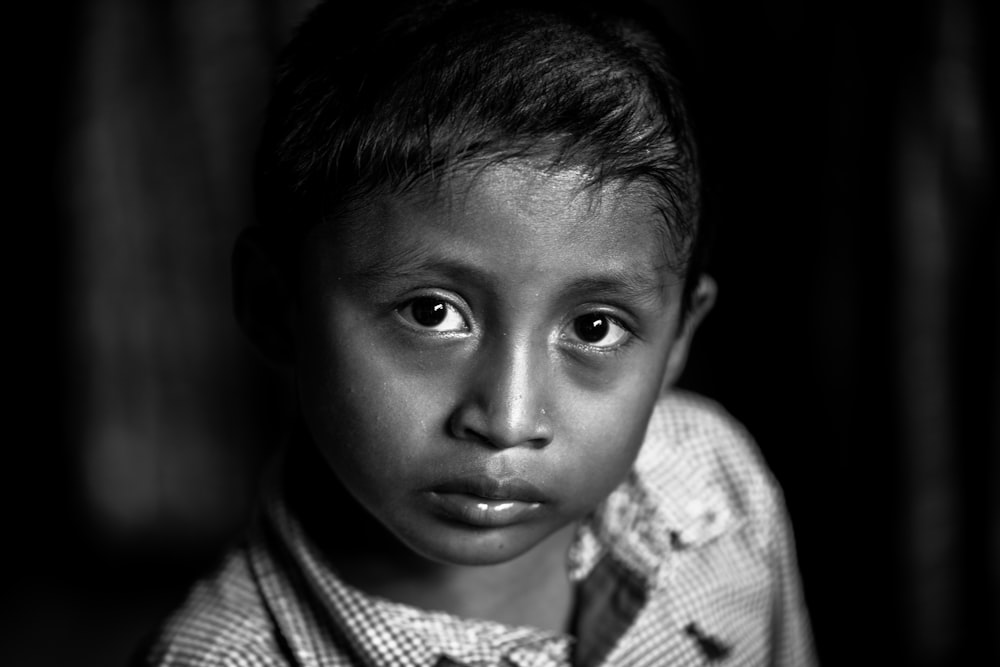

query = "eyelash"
(559, 311), (636, 355)
(394, 294), (472, 335)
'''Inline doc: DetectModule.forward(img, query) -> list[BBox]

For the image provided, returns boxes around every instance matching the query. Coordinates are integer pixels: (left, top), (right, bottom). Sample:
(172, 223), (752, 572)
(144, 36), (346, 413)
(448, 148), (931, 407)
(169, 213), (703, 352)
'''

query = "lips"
(426, 475), (546, 528)
(432, 475), (546, 502)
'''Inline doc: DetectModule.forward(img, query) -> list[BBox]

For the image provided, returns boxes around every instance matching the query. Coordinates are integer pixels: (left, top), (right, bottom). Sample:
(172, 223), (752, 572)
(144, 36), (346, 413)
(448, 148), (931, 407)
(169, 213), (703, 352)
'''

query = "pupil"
(412, 299), (447, 326)
(574, 315), (608, 342)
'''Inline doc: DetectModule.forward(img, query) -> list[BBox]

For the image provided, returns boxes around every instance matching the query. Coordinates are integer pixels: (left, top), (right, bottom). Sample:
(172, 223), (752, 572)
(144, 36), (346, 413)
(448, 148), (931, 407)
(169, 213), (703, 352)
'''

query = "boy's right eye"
(397, 296), (469, 333)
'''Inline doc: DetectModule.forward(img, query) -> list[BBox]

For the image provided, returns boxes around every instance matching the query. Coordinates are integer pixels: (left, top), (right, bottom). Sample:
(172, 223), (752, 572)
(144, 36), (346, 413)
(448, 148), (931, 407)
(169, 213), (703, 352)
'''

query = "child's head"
(237, 0), (716, 567)
(254, 0), (708, 306)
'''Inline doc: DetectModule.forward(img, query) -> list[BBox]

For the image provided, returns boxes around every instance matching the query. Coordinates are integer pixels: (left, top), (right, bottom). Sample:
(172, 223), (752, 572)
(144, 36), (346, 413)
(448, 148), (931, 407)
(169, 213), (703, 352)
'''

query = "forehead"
(318, 163), (678, 284)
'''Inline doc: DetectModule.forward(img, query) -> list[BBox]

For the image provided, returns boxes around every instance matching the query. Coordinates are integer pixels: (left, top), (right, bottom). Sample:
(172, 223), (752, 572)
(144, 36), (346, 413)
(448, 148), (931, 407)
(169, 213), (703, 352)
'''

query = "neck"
(284, 427), (576, 633)
(347, 523), (577, 633)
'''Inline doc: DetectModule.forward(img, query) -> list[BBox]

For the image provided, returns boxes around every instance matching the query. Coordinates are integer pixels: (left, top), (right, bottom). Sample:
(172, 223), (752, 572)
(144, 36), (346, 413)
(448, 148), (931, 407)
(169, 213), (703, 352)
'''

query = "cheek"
(553, 379), (661, 508)
(295, 312), (457, 491)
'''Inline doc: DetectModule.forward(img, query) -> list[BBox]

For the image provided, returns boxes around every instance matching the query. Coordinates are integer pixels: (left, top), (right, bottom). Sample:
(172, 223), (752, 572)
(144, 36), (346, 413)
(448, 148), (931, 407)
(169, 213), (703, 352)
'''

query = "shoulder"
(138, 546), (289, 667)
(636, 390), (785, 550)
(626, 392), (817, 665)
(642, 390), (762, 470)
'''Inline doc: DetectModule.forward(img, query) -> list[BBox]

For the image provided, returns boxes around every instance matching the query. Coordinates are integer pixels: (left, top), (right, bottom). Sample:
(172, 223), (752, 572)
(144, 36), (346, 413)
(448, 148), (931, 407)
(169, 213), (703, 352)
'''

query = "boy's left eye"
(563, 313), (630, 348)
(397, 296), (469, 333)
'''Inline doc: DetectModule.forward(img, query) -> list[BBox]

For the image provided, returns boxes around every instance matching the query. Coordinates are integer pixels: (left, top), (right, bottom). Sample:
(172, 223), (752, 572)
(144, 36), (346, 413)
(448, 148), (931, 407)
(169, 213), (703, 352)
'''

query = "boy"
(142, 0), (816, 664)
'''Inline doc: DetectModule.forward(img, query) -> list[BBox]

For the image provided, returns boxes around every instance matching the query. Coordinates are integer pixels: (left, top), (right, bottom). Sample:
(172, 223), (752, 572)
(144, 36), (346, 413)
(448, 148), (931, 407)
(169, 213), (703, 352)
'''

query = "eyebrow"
(562, 271), (674, 306)
(352, 247), (673, 307)
(353, 247), (473, 287)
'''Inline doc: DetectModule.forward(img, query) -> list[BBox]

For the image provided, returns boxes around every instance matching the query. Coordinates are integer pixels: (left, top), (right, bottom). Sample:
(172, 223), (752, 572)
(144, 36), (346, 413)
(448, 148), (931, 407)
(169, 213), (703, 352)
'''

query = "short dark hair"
(254, 0), (708, 310)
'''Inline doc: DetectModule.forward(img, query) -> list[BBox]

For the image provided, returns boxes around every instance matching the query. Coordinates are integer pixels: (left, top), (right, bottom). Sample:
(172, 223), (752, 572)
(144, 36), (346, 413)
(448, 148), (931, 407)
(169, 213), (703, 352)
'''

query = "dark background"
(8, 0), (997, 665)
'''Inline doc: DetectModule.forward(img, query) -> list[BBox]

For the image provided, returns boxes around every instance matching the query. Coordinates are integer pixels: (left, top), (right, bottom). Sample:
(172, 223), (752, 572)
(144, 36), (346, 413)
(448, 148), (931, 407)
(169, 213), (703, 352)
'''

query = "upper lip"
(431, 475), (547, 503)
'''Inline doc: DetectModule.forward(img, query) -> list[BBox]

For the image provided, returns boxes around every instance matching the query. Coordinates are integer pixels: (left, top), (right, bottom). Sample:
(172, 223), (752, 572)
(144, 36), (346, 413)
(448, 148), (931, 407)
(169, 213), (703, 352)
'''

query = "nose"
(448, 334), (554, 449)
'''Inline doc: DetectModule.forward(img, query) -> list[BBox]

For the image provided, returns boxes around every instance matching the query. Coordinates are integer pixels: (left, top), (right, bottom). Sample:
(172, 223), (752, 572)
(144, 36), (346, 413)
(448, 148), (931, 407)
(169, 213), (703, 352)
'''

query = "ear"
(661, 274), (717, 389)
(232, 226), (297, 366)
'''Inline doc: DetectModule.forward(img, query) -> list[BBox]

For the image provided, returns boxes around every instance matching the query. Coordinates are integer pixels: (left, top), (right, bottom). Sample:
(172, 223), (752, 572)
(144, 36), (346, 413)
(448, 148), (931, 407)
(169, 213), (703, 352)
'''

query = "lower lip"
(428, 492), (542, 528)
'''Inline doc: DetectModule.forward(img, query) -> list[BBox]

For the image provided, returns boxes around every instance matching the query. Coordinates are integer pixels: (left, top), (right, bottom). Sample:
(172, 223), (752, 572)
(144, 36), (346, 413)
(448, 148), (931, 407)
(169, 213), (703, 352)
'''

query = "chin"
(398, 522), (550, 567)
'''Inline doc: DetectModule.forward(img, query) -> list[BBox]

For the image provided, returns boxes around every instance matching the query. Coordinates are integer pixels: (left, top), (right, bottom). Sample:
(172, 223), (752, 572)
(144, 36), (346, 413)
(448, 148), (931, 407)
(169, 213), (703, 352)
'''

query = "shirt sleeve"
(765, 483), (819, 667)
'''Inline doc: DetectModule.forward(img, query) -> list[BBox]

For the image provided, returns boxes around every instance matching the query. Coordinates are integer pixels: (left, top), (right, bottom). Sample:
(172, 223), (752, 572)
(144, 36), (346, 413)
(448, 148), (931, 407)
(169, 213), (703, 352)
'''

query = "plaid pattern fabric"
(142, 391), (816, 666)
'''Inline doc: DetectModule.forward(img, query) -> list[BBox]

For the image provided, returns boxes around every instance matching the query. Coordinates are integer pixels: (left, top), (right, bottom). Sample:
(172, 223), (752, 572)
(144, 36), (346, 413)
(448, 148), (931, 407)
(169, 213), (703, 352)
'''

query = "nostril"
(447, 405), (490, 444)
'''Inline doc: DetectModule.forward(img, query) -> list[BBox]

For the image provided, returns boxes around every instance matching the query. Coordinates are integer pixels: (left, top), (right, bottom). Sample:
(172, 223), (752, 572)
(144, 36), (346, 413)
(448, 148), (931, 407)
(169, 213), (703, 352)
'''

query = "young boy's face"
(293, 163), (702, 567)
